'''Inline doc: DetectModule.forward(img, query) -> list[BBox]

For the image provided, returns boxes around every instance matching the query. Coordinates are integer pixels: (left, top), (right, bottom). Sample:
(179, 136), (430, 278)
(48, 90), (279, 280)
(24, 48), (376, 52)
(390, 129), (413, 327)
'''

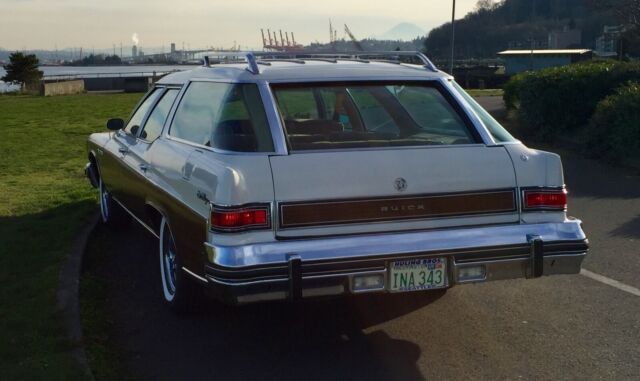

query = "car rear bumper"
(200, 219), (588, 304)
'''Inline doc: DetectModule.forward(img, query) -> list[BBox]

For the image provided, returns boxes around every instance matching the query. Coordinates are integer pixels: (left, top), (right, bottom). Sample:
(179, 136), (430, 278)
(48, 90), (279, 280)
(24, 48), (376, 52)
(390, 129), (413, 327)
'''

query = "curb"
(57, 211), (100, 380)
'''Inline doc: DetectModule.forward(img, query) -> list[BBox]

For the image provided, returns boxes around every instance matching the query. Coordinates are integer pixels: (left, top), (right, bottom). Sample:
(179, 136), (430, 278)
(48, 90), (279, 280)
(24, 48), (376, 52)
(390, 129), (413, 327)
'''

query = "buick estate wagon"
(85, 52), (588, 308)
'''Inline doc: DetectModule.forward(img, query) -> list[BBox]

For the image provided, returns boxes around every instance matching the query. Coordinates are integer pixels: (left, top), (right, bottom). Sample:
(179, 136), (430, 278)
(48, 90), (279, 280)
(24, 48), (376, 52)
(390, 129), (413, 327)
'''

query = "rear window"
(169, 82), (274, 152)
(272, 82), (479, 151)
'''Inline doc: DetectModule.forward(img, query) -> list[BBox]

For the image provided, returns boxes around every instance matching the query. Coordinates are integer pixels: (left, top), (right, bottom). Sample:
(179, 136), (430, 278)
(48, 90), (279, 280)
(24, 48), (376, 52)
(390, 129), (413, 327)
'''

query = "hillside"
(424, 0), (622, 60)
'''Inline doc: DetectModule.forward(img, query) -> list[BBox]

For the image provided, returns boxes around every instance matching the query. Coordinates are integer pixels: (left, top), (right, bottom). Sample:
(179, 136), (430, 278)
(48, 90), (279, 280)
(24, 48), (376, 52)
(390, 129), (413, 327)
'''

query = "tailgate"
(269, 145), (519, 238)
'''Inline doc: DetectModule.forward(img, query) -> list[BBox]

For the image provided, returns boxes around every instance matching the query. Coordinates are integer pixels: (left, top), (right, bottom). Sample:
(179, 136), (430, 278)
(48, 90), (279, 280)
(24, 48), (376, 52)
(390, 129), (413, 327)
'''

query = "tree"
(2, 52), (43, 85)
(475, 0), (499, 12)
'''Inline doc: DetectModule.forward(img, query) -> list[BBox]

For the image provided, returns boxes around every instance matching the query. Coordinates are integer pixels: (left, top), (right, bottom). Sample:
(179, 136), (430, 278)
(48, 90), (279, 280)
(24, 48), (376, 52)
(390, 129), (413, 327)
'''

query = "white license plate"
(389, 257), (447, 292)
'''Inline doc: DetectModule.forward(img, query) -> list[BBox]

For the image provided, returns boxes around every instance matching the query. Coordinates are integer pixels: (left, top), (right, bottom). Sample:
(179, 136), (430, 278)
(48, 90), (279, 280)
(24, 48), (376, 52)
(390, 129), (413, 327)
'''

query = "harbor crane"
(344, 24), (364, 51)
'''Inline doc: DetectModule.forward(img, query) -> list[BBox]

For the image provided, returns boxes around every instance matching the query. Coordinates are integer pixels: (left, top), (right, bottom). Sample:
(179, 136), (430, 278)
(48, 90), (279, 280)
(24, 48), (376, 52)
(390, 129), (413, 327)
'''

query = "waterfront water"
(0, 65), (199, 79)
(0, 65), (199, 92)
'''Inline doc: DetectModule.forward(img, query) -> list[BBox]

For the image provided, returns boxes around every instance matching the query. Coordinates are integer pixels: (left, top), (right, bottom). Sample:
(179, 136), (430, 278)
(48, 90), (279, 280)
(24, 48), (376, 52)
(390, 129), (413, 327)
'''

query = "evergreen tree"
(2, 52), (43, 85)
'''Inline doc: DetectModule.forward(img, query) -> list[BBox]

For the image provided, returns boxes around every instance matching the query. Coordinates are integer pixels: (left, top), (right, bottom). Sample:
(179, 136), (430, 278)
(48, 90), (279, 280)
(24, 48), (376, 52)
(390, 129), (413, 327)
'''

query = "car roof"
(156, 60), (451, 85)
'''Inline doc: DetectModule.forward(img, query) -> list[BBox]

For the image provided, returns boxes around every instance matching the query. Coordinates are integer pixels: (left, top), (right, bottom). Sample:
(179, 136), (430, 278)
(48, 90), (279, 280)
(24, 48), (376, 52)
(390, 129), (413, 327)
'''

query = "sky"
(0, 0), (478, 50)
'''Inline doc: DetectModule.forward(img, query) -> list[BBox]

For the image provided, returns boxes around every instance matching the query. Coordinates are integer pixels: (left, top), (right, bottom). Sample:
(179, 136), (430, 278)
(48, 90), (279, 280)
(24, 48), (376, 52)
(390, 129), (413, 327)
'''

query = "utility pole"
(530, 0), (536, 71)
(450, 0), (456, 75)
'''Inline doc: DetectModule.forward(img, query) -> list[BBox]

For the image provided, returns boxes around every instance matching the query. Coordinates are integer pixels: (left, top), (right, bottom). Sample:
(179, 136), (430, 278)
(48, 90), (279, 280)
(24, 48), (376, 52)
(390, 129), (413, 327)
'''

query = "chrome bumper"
(202, 220), (588, 304)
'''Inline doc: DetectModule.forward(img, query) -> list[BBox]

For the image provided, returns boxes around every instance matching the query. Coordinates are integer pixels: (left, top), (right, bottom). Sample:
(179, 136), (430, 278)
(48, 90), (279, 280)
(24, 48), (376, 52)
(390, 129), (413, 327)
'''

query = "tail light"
(210, 205), (270, 232)
(522, 188), (567, 211)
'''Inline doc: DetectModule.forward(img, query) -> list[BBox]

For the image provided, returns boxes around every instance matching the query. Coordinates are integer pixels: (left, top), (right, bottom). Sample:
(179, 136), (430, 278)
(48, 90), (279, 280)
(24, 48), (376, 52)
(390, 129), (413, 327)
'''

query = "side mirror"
(106, 118), (125, 131)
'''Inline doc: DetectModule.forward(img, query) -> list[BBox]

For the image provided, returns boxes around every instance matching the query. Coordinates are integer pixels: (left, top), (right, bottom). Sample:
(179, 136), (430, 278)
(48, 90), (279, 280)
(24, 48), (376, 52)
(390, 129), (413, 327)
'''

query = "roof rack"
(250, 51), (438, 73)
(203, 51), (439, 75)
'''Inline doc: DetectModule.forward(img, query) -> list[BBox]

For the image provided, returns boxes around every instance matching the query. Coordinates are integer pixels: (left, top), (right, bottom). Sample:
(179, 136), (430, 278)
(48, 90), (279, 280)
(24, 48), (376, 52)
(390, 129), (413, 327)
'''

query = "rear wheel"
(99, 178), (128, 228)
(159, 217), (201, 311)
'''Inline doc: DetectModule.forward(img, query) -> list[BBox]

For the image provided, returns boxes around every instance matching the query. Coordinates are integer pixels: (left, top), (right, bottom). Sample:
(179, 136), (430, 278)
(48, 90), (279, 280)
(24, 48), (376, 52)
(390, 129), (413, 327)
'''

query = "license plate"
(389, 257), (447, 292)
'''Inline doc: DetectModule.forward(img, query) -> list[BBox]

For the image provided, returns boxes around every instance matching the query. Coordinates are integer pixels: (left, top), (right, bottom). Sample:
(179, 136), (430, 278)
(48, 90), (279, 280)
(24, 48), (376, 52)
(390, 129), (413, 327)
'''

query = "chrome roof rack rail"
(248, 51), (439, 72)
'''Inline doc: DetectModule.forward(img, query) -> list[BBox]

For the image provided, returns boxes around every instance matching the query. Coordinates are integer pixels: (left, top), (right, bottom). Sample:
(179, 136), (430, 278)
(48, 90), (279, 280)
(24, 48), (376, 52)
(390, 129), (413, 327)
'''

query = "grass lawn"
(0, 93), (140, 379)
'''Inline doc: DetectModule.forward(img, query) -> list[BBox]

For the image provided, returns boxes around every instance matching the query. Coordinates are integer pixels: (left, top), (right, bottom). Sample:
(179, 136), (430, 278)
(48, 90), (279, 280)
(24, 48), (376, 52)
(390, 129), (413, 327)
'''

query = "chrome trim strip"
(112, 197), (160, 239)
(305, 269), (387, 280)
(206, 275), (288, 287)
(259, 80), (289, 155)
(284, 143), (486, 155)
(164, 134), (276, 156)
(181, 267), (209, 283)
(274, 212), (519, 233)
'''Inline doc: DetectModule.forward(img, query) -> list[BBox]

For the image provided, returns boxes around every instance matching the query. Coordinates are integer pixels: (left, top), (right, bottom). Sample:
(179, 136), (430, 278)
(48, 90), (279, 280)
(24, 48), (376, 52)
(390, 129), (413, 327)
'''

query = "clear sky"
(0, 0), (478, 50)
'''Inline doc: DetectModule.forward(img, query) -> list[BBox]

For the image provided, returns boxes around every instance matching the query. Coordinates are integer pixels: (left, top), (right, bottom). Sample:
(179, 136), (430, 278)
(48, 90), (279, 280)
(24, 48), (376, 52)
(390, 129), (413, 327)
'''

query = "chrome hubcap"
(99, 181), (109, 222)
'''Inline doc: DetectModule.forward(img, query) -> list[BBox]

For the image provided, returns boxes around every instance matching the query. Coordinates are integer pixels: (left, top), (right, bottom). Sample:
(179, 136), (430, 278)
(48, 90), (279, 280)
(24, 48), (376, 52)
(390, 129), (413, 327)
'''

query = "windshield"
(272, 81), (480, 151)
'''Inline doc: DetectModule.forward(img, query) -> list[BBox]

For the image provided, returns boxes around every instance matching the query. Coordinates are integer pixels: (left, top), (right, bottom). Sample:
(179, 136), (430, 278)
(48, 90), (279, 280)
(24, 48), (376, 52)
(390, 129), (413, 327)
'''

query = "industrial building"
(497, 49), (592, 75)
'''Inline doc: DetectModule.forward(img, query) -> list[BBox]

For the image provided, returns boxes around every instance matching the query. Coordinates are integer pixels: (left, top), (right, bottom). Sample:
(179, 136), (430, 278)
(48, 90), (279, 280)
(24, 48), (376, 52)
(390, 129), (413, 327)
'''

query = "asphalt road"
(83, 97), (640, 380)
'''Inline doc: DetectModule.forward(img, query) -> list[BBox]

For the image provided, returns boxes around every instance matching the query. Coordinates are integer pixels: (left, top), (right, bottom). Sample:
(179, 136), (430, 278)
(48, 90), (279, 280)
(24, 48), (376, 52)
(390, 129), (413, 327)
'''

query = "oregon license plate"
(389, 257), (447, 292)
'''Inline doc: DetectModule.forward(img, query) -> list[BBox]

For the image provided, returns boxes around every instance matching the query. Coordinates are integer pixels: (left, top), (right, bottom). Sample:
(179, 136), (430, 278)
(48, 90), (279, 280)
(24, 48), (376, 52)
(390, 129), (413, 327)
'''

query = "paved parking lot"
(83, 98), (640, 380)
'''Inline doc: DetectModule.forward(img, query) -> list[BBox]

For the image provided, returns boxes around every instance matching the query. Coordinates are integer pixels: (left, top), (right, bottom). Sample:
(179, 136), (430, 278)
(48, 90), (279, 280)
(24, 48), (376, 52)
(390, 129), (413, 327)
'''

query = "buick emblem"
(394, 177), (407, 192)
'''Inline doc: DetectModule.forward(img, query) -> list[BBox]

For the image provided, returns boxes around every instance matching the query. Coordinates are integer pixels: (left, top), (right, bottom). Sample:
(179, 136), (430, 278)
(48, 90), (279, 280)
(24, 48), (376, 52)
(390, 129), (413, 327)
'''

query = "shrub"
(502, 61), (640, 142)
(503, 71), (531, 109)
(586, 81), (640, 164)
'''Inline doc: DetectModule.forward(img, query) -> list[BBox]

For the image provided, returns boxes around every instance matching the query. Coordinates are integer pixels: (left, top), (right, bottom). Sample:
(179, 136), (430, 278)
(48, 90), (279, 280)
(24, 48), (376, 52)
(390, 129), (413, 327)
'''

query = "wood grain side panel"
(280, 190), (516, 228)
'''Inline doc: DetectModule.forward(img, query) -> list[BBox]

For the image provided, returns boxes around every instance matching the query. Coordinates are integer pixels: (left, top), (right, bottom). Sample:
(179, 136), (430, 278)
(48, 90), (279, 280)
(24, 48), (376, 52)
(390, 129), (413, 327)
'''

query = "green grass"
(466, 88), (504, 97)
(0, 93), (140, 379)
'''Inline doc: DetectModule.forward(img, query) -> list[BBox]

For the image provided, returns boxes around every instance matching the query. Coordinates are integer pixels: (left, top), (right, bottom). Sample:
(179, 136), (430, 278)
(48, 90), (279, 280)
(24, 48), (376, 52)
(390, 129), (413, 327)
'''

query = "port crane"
(344, 24), (364, 51)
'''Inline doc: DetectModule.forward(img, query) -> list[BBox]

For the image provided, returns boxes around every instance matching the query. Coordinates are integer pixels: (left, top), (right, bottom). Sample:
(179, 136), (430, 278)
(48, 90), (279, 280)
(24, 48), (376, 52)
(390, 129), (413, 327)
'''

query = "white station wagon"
(85, 52), (588, 308)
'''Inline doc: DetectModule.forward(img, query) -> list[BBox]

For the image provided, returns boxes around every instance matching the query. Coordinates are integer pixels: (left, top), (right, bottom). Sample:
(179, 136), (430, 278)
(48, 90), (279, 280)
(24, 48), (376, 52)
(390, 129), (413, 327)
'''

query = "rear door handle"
(139, 164), (148, 172)
(118, 147), (129, 154)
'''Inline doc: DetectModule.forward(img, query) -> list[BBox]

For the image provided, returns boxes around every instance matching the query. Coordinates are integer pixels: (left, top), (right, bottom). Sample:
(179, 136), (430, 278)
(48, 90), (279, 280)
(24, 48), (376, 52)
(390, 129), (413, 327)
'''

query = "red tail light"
(210, 206), (270, 231)
(523, 189), (567, 211)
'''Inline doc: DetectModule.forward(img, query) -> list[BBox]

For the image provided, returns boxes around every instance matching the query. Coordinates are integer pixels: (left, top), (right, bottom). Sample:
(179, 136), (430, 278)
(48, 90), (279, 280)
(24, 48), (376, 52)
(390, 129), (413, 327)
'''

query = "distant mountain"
(379, 23), (427, 41)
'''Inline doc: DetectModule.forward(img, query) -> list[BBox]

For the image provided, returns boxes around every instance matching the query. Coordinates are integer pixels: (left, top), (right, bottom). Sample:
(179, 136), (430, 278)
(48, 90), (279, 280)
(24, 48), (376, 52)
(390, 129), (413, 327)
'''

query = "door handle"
(139, 164), (149, 172)
(118, 147), (129, 154)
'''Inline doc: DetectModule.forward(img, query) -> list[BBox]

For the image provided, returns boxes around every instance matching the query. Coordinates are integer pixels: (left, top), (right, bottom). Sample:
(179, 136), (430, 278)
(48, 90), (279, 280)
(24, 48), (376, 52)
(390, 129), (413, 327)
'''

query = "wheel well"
(89, 153), (99, 175)
(144, 204), (164, 236)
(87, 153), (100, 188)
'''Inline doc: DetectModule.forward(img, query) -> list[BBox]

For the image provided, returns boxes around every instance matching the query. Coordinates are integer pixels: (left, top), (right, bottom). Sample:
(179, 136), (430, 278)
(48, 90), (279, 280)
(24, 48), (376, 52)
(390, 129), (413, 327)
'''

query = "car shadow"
(82, 221), (443, 381)
(610, 214), (640, 239)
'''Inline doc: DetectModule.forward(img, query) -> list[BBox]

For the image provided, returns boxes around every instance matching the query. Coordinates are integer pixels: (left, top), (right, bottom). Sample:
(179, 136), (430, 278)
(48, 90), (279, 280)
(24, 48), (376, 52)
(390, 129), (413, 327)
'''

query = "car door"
(124, 87), (181, 218)
(106, 87), (163, 213)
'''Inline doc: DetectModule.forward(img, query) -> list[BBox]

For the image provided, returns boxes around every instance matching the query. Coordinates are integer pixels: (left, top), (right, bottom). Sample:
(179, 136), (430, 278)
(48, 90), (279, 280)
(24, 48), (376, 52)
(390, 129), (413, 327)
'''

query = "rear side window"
(452, 81), (517, 143)
(169, 82), (274, 152)
(272, 82), (478, 151)
(140, 89), (179, 141)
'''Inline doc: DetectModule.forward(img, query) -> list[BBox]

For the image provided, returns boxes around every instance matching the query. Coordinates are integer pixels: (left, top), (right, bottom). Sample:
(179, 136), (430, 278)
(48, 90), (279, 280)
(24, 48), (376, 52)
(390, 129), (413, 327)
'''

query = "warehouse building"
(498, 49), (592, 75)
